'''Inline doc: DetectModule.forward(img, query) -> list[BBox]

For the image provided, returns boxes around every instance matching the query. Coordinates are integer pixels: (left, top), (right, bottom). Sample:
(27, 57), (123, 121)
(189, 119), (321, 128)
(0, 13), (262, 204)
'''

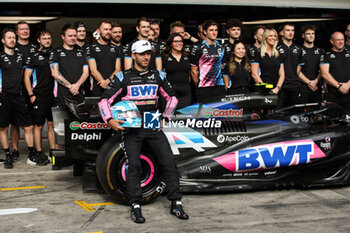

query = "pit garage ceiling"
(3, 0), (350, 9)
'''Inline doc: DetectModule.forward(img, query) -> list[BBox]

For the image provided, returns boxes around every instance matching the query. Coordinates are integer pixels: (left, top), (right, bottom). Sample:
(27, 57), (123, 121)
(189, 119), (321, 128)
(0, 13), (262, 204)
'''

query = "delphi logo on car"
(69, 121), (111, 130)
(71, 133), (102, 141)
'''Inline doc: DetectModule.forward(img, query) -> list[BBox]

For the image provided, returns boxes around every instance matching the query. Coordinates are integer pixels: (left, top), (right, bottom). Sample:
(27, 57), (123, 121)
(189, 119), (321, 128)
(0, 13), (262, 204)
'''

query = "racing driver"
(98, 40), (189, 223)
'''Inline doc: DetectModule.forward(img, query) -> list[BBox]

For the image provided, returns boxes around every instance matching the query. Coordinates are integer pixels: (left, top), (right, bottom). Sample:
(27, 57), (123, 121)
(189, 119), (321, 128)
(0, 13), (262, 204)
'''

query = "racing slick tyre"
(96, 134), (164, 205)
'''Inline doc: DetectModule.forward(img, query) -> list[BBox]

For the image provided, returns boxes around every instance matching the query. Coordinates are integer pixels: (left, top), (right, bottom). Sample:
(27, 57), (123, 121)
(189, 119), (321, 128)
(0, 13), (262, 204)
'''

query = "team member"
(124, 17), (162, 71)
(15, 21), (38, 61)
(111, 22), (124, 71)
(345, 23), (350, 50)
(190, 20), (226, 102)
(162, 33), (191, 109)
(277, 23), (303, 106)
(150, 20), (166, 53)
(247, 25), (266, 60)
(197, 24), (205, 42)
(86, 20), (121, 97)
(298, 25), (324, 103)
(223, 40), (251, 94)
(12, 21), (38, 161)
(99, 40), (188, 223)
(149, 27), (156, 41)
(223, 18), (242, 62)
(74, 22), (88, 51)
(0, 28), (37, 169)
(169, 21), (198, 53)
(320, 32), (350, 112)
(251, 28), (285, 94)
(24, 29), (55, 163)
(50, 24), (89, 105)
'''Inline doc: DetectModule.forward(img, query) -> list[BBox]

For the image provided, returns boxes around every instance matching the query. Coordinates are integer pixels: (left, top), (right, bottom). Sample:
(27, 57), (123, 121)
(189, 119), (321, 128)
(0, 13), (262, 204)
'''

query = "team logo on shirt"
(330, 54), (336, 59)
(38, 55), (44, 60)
(110, 47), (115, 52)
(345, 53), (350, 58)
(60, 52), (66, 57)
(293, 49), (298, 54)
(95, 47), (101, 52)
(315, 50), (320, 55)
(16, 56), (22, 63)
(76, 52), (82, 57)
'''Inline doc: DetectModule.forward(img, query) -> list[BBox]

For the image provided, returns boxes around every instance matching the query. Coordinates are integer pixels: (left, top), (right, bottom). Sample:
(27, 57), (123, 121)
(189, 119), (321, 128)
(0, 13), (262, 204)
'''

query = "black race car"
(52, 94), (350, 204)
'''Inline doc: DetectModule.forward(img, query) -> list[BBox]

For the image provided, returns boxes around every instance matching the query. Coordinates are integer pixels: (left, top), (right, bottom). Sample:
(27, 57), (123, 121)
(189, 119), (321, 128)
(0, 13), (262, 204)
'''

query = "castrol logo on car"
(202, 108), (243, 118)
(69, 121), (111, 130)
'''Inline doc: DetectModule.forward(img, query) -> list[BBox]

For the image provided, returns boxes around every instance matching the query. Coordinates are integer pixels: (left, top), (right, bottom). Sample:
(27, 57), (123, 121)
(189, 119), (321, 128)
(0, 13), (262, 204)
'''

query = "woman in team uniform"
(162, 33), (191, 109)
(251, 28), (285, 95)
(223, 40), (251, 94)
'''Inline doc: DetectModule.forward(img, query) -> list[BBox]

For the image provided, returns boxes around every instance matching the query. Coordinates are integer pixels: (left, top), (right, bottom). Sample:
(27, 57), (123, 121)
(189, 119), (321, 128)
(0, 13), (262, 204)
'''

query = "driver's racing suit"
(99, 68), (182, 204)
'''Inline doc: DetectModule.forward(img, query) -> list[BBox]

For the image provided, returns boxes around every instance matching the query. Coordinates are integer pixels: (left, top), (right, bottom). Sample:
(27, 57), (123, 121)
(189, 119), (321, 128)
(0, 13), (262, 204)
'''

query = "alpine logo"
(69, 121), (111, 130)
(213, 139), (326, 172)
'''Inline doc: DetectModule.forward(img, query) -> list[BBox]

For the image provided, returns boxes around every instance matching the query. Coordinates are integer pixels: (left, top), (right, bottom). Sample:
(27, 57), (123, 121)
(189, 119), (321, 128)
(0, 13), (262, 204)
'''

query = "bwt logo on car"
(213, 139), (326, 172)
(69, 121), (111, 130)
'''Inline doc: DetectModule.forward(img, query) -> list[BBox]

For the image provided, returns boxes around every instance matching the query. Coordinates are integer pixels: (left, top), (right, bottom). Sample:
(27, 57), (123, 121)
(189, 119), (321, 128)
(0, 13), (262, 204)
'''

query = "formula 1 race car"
(52, 93), (350, 204)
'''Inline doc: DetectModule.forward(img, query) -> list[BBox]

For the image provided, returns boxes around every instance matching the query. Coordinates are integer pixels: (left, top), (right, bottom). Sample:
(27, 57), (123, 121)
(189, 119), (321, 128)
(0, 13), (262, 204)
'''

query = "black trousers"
(278, 86), (302, 107)
(122, 128), (182, 204)
(327, 89), (350, 113)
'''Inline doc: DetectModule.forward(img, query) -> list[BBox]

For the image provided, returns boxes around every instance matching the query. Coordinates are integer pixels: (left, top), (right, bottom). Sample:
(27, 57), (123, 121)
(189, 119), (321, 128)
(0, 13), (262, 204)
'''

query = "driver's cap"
(131, 40), (154, 54)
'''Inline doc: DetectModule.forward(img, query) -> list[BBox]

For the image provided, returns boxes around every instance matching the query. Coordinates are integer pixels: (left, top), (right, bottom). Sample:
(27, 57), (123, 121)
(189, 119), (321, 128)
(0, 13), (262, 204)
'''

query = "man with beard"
(124, 17), (162, 71)
(111, 22), (124, 71)
(277, 23), (304, 107)
(11, 21), (38, 162)
(0, 28), (35, 169)
(298, 24), (324, 103)
(74, 22), (88, 51)
(320, 32), (350, 112)
(24, 29), (56, 164)
(99, 40), (188, 224)
(345, 23), (350, 50)
(247, 25), (266, 60)
(86, 20), (121, 96)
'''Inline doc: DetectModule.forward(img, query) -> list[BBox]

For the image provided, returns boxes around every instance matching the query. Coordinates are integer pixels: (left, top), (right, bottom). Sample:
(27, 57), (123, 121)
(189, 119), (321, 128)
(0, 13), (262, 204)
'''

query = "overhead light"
(0, 16), (58, 24)
(243, 18), (334, 25)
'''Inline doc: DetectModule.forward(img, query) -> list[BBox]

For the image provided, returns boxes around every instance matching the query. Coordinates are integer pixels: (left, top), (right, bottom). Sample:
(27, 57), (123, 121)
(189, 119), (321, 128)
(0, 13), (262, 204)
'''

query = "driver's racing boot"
(131, 203), (145, 224)
(171, 200), (189, 220)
